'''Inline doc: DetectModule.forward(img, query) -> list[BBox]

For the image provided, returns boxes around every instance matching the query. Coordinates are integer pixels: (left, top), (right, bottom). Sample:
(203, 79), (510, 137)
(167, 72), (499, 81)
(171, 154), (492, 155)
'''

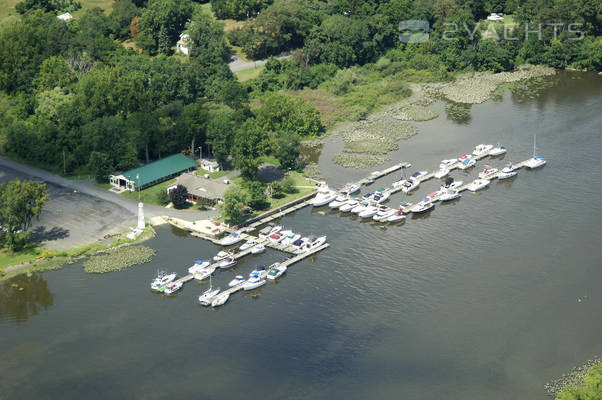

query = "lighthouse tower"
(137, 202), (145, 230)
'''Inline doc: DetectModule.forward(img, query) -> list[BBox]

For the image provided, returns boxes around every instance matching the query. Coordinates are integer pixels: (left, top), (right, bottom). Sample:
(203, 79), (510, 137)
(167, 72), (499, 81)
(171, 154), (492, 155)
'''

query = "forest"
(0, 0), (600, 183)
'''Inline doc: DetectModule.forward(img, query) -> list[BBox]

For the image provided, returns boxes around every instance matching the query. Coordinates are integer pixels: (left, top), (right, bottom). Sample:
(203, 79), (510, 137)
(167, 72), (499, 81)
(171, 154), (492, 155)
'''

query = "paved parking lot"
(1, 166), (135, 251)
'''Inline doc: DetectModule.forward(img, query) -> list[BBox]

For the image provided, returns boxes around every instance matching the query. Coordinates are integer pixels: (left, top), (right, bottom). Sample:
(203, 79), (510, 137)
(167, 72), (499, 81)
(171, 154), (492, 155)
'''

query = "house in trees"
(109, 154), (196, 191)
(57, 12), (73, 22)
(168, 173), (229, 206)
(176, 33), (191, 55)
(200, 159), (220, 173)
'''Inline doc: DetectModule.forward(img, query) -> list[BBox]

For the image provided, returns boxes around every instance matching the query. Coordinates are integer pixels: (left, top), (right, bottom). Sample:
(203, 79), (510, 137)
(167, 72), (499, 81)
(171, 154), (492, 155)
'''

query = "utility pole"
(137, 174), (141, 202)
(62, 149), (66, 175)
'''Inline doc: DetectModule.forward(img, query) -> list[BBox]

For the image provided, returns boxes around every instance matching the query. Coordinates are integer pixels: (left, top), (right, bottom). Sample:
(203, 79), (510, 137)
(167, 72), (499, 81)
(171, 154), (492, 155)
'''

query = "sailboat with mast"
(525, 135), (547, 169)
(198, 275), (220, 306)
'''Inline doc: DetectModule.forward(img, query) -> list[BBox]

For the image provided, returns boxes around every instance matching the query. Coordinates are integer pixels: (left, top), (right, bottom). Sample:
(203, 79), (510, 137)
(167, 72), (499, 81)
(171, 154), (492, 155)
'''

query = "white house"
(57, 12), (73, 22)
(176, 33), (191, 55)
(487, 13), (504, 21)
(200, 159), (220, 173)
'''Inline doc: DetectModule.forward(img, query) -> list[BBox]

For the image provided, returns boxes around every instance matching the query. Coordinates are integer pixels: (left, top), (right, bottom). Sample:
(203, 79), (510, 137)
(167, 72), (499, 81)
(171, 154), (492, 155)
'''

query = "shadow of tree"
(30, 226), (70, 243)
(0, 274), (55, 324)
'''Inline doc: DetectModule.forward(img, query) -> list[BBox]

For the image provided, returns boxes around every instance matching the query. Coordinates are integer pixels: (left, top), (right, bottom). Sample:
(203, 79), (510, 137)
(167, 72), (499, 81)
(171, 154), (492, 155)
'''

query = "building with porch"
(168, 172), (230, 205)
(109, 154), (196, 191)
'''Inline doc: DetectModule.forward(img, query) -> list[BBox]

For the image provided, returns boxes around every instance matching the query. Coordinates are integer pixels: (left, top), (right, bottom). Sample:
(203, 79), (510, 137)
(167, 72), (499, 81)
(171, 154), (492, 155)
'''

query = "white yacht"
(311, 184), (337, 206)
(193, 268), (213, 281)
(211, 292), (230, 307)
(219, 232), (244, 246)
(467, 178), (490, 192)
(440, 159), (457, 169)
(525, 136), (546, 169)
(392, 178), (407, 188)
(228, 275), (246, 287)
(489, 144), (507, 156)
(242, 272), (266, 291)
(373, 191), (390, 204)
(329, 195), (349, 209)
(281, 233), (301, 247)
(478, 165), (499, 180)
(213, 251), (231, 262)
(412, 199), (435, 214)
(151, 270), (177, 291)
(162, 280), (182, 295)
(339, 199), (359, 212)
(351, 201), (370, 214)
(291, 236), (308, 250)
(373, 207), (396, 222)
(472, 144), (493, 156)
(401, 180), (419, 193)
(218, 257), (237, 269)
(439, 188), (461, 202)
(267, 262), (287, 280)
(239, 239), (257, 251)
(457, 155), (476, 170)
(301, 236), (327, 252)
(498, 164), (518, 179)
(359, 205), (379, 218)
(387, 210), (407, 222)
(252, 265), (268, 279)
(188, 260), (210, 275)
(410, 171), (428, 182)
(434, 168), (449, 179)
(341, 183), (360, 195)
(250, 244), (265, 254)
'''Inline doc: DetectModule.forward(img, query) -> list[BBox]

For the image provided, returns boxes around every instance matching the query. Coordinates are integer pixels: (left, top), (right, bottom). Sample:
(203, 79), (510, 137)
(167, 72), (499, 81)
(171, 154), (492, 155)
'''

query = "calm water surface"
(1, 71), (601, 399)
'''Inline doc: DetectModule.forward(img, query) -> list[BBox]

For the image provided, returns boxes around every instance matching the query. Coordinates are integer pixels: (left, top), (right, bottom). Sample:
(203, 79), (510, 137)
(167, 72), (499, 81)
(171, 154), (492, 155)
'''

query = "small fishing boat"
(489, 144), (507, 156)
(478, 165), (499, 179)
(410, 171), (428, 182)
(373, 207), (396, 222)
(219, 256), (237, 269)
(339, 199), (359, 212)
(387, 210), (407, 222)
(228, 275), (246, 287)
(250, 244), (265, 254)
(219, 232), (244, 246)
(198, 276), (220, 306)
(472, 144), (493, 156)
(434, 168), (449, 179)
(467, 178), (490, 192)
(239, 239), (257, 251)
(267, 262), (287, 280)
(188, 260), (210, 274)
(151, 270), (177, 291)
(401, 180), (419, 193)
(301, 236), (327, 252)
(412, 199), (435, 214)
(311, 184), (337, 206)
(498, 164), (518, 179)
(163, 280), (183, 295)
(439, 188), (461, 202)
(211, 292), (230, 307)
(351, 201), (370, 214)
(242, 272), (266, 291)
(359, 205), (379, 218)
(213, 251), (231, 262)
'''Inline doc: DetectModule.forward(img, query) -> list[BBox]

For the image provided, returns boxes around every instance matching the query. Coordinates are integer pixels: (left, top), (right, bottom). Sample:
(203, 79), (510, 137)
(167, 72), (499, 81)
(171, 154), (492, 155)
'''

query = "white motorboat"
(341, 183), (360, 195)
(252, 265), (268, 279)
(391, 178), (407, 188)
(467, 178), (490, 192)
(373, 207), (396, 222)
(440, 159), (457, 169)
(151, 270), (177, 291)
(472, 144), (493, 156)
(213, 251), (231, 261)
(478, 165), (499, 179)
(281, 233), (301, 247)
(426, 190), (442, 202)
(301, 236), (327, 252)
(498, 164), (518, 179)
(194, 268), (213, 281)
(489, 144), (507, 156)
(291, 236), (308, 250)
(267, 263), (287, 280)
(228, 275), (246, 287)
(387, 210), (407, 222)
(219, 232), (244, 246)
(457, 154), (476, 169)
(373, 191), (390, 204)
(359, 205), (379, 218)
(258, 224), (276, 238)
(198, 276), (220, 306)
(242, 272), (266, 291)
(351, 201), (370, 214)
(439, 188), (461, 202)
(412, 199), (435, 214)
(239, 239), (257, 251)
(311, 184), (337, 206)
(361, 192), (374, 201)
(443, 177), (463, 189)
(163, 280), (182, 295)
(250, 244), (265, 254)
(188, 260), (210, 274)
(525, 135), (546, 168)
(339, 199), (359, 212)
(329, 195), (348, 209)
(211, 292), (230, 307)
(410, 171), (428, 182)
(434, 168), (449, 178)
(401, 180), (419, 193)
(219, 256), (237, 269)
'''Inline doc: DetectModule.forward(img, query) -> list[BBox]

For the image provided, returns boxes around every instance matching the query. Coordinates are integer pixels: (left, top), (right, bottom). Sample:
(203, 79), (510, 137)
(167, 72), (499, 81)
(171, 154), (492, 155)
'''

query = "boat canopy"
(256, 265), (266, 271)
(195, 260), (205, 264)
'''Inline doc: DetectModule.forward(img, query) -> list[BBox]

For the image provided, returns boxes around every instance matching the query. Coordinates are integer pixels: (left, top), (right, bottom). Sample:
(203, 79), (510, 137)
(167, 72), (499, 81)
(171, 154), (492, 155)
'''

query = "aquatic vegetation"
(344, 136), (398, 154)
(445, 102), (472, 124)
(83, 246), (156, 274)
(393, 105), (439, 121)
(303, 162), (322, 179)
(544, 358), (601, 397)
(333, 154), (390, 168)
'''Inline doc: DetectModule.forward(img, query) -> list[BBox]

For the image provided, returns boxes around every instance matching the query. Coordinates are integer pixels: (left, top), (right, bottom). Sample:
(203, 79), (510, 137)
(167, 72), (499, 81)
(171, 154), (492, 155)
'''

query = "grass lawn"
(196, 168), (231, 179)
(236, 64), (265, 82)
(121, 178), (175, 206)
(0, 0), (20, 26)
(73, 0), (115, 18)
(266, 172), (318, 210)
(94, 182), (113, 190)
(0, 246), (45, 269)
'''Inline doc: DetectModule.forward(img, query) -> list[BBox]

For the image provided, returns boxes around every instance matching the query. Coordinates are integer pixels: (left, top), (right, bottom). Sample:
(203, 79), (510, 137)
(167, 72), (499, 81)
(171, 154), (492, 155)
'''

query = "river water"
(1, 71), (601, 400)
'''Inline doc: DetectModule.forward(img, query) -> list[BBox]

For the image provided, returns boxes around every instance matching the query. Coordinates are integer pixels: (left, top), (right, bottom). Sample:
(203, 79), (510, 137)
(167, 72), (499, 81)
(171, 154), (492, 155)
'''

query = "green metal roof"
(121, 154), (196, 188)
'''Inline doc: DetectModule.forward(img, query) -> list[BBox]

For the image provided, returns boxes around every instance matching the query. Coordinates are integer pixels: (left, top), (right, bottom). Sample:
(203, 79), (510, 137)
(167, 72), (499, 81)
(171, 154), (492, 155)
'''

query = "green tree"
(169, 184), (189, 209)
(109, 0), (139, 39)
(137, 0), (194, 53)
(274, 134), (300, 170)
(556, 364), (602, 400)
(243, 180), (268, 209)
(206, 109), (235, 168)
(254, 92), (323, 137)
(233, 119), (267, 180)
(88, 151), (113, 183)
(221, 185), (250, 225)
(35, 56), (76, 91)
(186, 10), (232, 65)
(0, 179), (48, 250)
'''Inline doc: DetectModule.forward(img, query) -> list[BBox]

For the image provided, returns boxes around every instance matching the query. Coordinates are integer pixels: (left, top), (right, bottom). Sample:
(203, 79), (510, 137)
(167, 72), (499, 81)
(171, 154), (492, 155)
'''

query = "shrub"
(169, 184), (188, 209)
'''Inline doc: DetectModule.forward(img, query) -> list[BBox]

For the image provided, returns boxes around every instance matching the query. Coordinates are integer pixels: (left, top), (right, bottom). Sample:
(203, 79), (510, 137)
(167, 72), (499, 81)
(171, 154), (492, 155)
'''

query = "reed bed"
(83, 246), (156, 274)
(393, 105), (439, 121)
(333, 154), (390, 168)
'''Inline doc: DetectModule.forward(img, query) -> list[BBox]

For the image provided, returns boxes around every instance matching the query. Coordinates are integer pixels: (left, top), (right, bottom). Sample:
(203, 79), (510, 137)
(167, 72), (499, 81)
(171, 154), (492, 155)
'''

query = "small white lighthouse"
(137, 202), (145, 230)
